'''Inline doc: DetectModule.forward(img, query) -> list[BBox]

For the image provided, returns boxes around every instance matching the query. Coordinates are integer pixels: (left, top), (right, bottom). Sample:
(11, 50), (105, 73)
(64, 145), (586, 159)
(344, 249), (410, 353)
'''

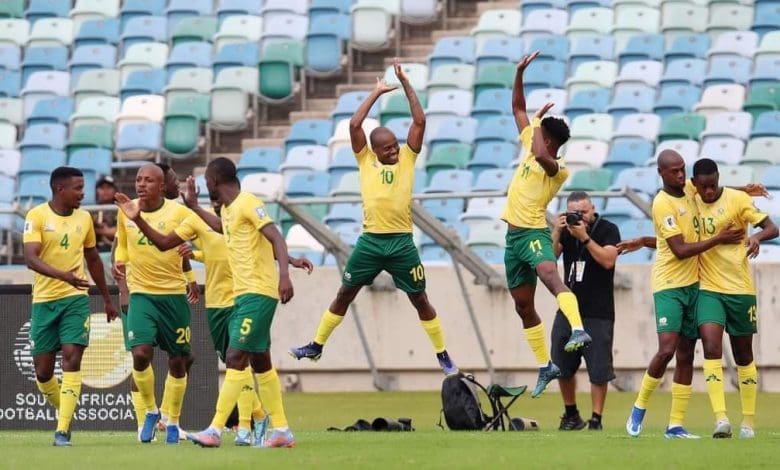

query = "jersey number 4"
(59, 234), (70, 249)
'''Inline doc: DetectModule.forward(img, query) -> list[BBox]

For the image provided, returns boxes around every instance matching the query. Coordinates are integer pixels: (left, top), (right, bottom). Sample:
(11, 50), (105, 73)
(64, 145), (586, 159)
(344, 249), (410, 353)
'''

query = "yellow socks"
(669, 382), (692, 428)
(132, 365), (157, 412)
(211, 368), (251, 431)
(634, 372), (661, 409)
(703, 358), (727, 421)
(524, 323), (551, 367)
(56, 371), (82, 433)
(556, 292), (584, 330)
(237, 368), (257, 430)
(421, 317), (446, 354)
(36, 377), (60, 409)
(131, 390), (147, 429)
(314, 310), (344, 345)
(738, 362), (758, 428)
(252, 392), (266, 421)
(257, 369), (288, 429)
(164, 373), (187, 426)
(159, 382), (172, 422)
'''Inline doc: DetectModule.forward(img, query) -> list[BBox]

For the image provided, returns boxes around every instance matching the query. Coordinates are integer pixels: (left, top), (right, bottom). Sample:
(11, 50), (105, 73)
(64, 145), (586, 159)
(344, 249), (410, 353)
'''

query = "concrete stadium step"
(289, 110), (331, 121)
(305, 98), (337, 112)
(476, 0), (518, 15)
(431, 28), (472, 43)
(383, 56), (428, 67)
(241, 138), (285, 150)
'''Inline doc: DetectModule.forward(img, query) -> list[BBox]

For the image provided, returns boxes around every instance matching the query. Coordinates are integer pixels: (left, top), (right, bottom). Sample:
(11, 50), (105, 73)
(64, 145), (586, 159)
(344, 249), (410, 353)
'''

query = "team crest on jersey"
(678, 207), (686, 216)
(255, 207), (266, 219)
(664, 216), (676, 228)
(75, 226), (82, 234)
(157, 222), (165, 229)
(718, 208), (725, 215)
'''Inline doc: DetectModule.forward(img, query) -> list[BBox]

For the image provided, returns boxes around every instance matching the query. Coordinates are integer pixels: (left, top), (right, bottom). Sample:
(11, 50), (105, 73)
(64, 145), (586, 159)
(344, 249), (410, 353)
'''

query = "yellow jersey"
(651, 181), (699, 292)
(501, 124), (569, 229)
(695, 188), (767, 295)
(356, 144), (416, 234)
(220, 191), (278, 299)
(23, 203), (96, 303)
(116, 198), (193, 295)
(174, 210), (234, 308)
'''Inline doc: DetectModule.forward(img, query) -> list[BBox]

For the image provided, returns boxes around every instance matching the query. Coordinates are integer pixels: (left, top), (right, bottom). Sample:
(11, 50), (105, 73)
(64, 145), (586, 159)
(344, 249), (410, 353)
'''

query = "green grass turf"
(1, 392), (779, 469)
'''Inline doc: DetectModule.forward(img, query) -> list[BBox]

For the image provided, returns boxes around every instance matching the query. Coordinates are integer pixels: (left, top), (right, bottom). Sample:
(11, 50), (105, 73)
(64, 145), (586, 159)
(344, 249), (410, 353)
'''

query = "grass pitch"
(1, 391), (779, 469)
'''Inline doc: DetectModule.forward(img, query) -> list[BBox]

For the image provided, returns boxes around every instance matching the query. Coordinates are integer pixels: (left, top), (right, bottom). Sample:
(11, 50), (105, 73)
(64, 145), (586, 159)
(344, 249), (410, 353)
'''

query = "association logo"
(255, 207), (266, 219)
(658, 317), (668, 326)
(14, 314), (133, 389)
(344, 272), (352, 281)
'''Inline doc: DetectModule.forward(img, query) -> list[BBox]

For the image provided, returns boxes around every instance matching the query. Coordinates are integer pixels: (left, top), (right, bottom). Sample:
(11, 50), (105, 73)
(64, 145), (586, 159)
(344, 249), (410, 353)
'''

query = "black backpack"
(440, 373), (489, 430)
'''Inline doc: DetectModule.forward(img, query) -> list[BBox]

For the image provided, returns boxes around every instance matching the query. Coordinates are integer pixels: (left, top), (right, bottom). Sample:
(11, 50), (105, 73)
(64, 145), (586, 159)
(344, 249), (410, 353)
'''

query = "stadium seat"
(329, 117), (378, 155)
(284, 119), (334, 153)
(330, 170), (360, 196)
(24, 0), (68, 24)
(521, 8), (568, 44)
(470, 9), (522, 43)
(425, 89), (473, 119)
(427, 63), (474, 94)
(756, 245), (780, 262)
(26, 96), (73, 126)
(327, 147), (359, 186)
(611, 6), (660, 49)
(743, 83), (780, 122)
(0, 122), (16, 149)
(286, 223), (325, 256)
(261, 0), (309, 19)
(424, 169), (472, 193)
(566, 60), (618, 95)
(21, 46), (68, 87)
(470, 88), (512, 124)
(170, 16), (218, 46)
(526, 88), (567, 116)
(612, 113), (661, 142)
(119, 68), (165, 102)
(420, 246), (452, 264)
(349, 3), (393, 55)
(468, 143), (517, 174)
(754, 30), (780, 61)
(236, 147), (283, 181)
(429, 36), (475, 73)
(257, 58), (296, 105)
(520, 59), (567, 95)
(659, 58), (707, 89)
(322, 201), (362, 229)
(74, 18), (120, 48)
(653, 83), (702, 121)
(18, 149), (66, 177)
(564, 140), (609, 170)
(69, 147), (112, 179)
(707, 4), (754, 37)
(379, 91), (424, 125)
(284, 171), (330, 198)
(618, 33), (664, 67)
(425, 143), (471, 178)
(699, 137), (744, 166)
(614, 60), (663, 92)
(566, 7), (613, 43)
(752, 3), (780, 39)
(741, 137), (780, 170)
(471, 167), (513, 191)
(28, 17), (73, 48)
(241, 172), (284, 199)
(703, 56), (751, 88)
(0, 0), (24, 20)
(166, 42), (213, 78)
(664, 33), (710, 64)
(0, 44), (20, 70)
(474, 36), (523, 72)
(19, 123), (67, 151)
(474, 115), (518, 146)
(565, 168), (613, 191)
(708, 31), (758, 60)
(383, 117), (412, 142)
(657, 113), (706, 142)
(752, 111), (780, 139)
(569, 34), (615, 73)
(118, 42), (169, 83)
(120, 0), (165, 29)
(528, 35), (570, 63)
(473, 62), (517, 98)
(425, 117), (477, 152)
(569, 113), (613, 142)
(420, 197), (465, 224)
(120, 16), (167, 49)
(617, 217), (654, 242)
(305, 15), (349, 78)
(750, 57), (780, 89)
(699, 111), (752, 142)
(279, 145), (330, 177)
(310, 0), (353, 22)
(332, 91), (380, 125)
(719, 164), (753, 188)
(21, 70), (70, 118)
(0, 18), (29, 47)
(655, 138), (700, 167)
(602, 138), (654, 173)
(69, 44), (116, 86)
(165, 0), (213, 31)
(331, 222), (362, 247)
(66, 123), (114, 156)
(606, 86), (656, 120)
(466, 220), (505, 249)
(17, 173), (51, 206)
(114, 121), (162, 160)
(0, 149), (21, 177)
(611, 167), (661, 196)
(564, 88), (610, 120)
(0, 97), (22, 126)
(460, 196), (506, 225)
(694, 84), (746, 117)
(213, 15), (263, 51)
(213, 42), (260, 77)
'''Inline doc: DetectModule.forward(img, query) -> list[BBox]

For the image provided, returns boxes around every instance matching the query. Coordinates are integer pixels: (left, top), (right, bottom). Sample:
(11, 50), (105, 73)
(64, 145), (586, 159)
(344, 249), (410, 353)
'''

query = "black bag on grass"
(440, 373), (489, 430)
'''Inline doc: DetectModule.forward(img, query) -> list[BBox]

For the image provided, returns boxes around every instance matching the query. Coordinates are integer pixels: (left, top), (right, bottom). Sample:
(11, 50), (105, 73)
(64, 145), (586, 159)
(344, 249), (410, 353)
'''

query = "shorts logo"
(128, 330), (134, 340)
(658, 317), (668, 326)
(344, 272), (352, 281)
(239, 336), (247, 343)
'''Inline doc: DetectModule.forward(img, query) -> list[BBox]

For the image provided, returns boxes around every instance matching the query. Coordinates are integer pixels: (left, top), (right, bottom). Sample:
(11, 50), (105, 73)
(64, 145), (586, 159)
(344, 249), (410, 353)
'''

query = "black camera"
(565, 211), (583, 226)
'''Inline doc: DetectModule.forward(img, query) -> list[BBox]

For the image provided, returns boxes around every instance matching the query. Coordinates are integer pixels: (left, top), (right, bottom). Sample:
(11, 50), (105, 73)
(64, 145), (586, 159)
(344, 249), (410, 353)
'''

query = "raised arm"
(180, 176), (223, 233)
(512, 51), (540, 134)
(114, 193), (186, 251)
(393, 59), (425, 153)
(349, 78), (397, 153)
(531, 102), (560, 177)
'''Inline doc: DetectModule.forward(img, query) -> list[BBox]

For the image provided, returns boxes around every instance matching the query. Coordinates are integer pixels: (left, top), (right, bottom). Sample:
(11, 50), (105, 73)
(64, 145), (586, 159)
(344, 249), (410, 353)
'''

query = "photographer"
(551, 191), (620, 431)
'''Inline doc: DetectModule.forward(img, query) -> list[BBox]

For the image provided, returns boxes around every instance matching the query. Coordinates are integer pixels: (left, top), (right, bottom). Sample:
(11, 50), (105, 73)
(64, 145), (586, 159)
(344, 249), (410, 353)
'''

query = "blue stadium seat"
(25, 0), (70, 25)
(284, 119), (334, 153)
(327, 146), (358, 188)
(761, 165), (780, 190)
(471, 88), (512, 124)
(166, 42), (213, 78)
(618, 33), (664, 68)
(236, 147), (283, 181)
(664, 33), (710, 63)
(305, 15), (350, 77)
(18, 149), (67, 178)
(474, 36), (523, 71)
(653, 84), (701, 121)
(421, 198), (465, 223)
(69, 45), (117, 86)
(606, 86), (656, 121)
(17, 173), (51, 206)
(750, 57), (780, 88)
(752, 3), (780, 38)
(611, 167), (661, 197)
(21, 46), (68, 87)
(120, 0), (166, 29)
(520, 0), (565, 17)
(0, 69), (20, 97)
(19, 123), (67, 151)
(120, 68), (165, 101)
(471, 246), (505, 265)
(429, 36), (476, 74)
(216, 0), (263, 22)
(617, 217), (654, 241)
(751, 111), (780, 139)
(213, 42), (259, 76)
(332, 222), (362, 246)
(261, 13), (309, 42)
(659, 58), (706, 89)
(523, 59), (567, 94)
(384, 118), (411, 143)
(279, 145), (329, 175)
(26, 96), (73, 126)
(473, 115), (517, 146)
(310, 0), (354, 22)
(68, 148), (113, 178)
(528, 35), (570, 62)
(601, 195), (652, 225)
(0, 45), (20, 70)
(471, 167), (514, 191)
(602, 138), (654, 173)
(419, 221), (469, 249)
(115, 122), (162, 154)
(121, 16), (167, 49)
(425, 117), (477, 151)
(166, 0), (214, 32)
(331, 91), (379, 124)
(309, 11), (350, 40)
(703, 56), (752, 88)
(424, 169), (472, 193)
(323, 202), (362, 229)
(426, 89), (473, 119)
(75, 18), (120, 48)
(569, 34), (615, 73)
(564, 87), (610, 120)
(0, 173), (15, 203)
(285, 171), (330, 197)
(420, 246), (452, 264)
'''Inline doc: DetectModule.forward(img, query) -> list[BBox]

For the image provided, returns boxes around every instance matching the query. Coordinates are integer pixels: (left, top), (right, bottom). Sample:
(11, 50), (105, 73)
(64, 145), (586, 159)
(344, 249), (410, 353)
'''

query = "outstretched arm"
(530, 102), (559, 177)
(393, 59), (425, 153)
(180, 176), (223, 233)
(349, 78), (397, 153)
(114, 193), (186, 251)
(512, 51), (540, 134)
(617, 236), (657, 254)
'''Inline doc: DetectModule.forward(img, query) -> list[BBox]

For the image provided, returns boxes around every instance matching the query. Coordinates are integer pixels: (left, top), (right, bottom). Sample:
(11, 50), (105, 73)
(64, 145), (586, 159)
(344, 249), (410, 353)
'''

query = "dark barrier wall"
(0, 286), (218, 430)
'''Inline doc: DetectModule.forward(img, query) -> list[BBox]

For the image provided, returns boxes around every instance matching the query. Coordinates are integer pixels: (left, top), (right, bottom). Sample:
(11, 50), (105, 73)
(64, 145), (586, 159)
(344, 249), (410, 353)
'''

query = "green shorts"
(229, 294), (278, 353)
(30, 294), (91, 356)
(504, 227), (557, 288)
(696, 290), (757, 336)
(342, 233), (426, 293)
(207, 306), (233, 362)
(126, 293), (191, 356)
(653, 283), (699, 339)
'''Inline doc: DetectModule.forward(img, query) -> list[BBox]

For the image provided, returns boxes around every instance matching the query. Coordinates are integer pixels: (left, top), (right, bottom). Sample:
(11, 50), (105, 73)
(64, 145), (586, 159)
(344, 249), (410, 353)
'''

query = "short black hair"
(541, 116), (570, 147)
(156, 163), (172, 174)
(50, 166), (83, 190)
(567, 191), (590, 204)
(693, 158), (719, 177)
(206, 157), (239, 185)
